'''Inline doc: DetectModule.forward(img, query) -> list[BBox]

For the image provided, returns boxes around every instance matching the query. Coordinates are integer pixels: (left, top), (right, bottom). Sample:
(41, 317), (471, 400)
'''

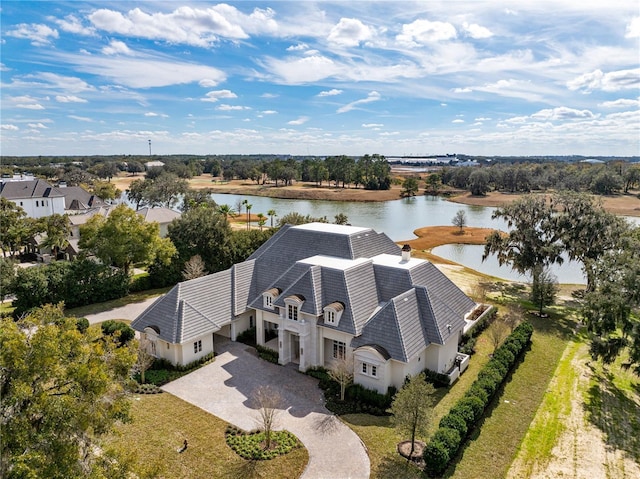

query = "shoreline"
(111, 174), (640, 217)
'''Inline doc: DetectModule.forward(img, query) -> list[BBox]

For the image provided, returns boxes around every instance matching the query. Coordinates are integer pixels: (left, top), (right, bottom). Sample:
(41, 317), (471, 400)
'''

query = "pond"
(210, 193), (509, 242)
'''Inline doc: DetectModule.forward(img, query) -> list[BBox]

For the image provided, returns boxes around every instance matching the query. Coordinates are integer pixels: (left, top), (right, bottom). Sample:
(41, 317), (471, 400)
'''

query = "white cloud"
(567, 68), (640, 92)
(531, 107), (597, 120)
(288, 116), (309, 125)
(6, 23), (59, 46)
(363, 123), (384, 128)
(626, 17), (640, 38)
(53, 51), (227, 88)
(202, 90), (237, 102)
(453, 87), (472, 93)
(452, 119), (465, 123)
(263, 54), (339, 84)
(27, 123), (48, 129)
(287, 43), (308, 51)
(1, 124), (19, 131)
(260, 110), (277, 115)
(55, 95), (87, 103)
(216, 104), (250, 111)
(598, 98), (640, 108)
(144, 112), (168, 118)
(475, 117), (492, 121)
(396, 19), (456, 45)
(102, 40), (133, 55)
(327, 18), (372, 46)
(337, 91), (381, 113)
(53, 14), (96, 36)
(318, 89), (343, 97)
(1, 63), (10, 72)
(17, 103), (45, 110)
(68, 115), (93, 122)
(261, 93), (278, 98)
(462, 22), (493, 39)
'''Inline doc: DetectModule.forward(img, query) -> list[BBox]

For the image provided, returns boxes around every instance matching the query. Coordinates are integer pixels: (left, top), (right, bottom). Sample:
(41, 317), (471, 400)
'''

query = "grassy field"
(105, 393), (308, 479)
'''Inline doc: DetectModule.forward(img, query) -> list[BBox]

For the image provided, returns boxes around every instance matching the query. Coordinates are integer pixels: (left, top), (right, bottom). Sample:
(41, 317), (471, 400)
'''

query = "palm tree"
(257, 213), (266, 231)
(216, 204), (235, 219)
(245, 202), (252, 230)
(41, 214), (71, 259)
(267, 209), (277, 228)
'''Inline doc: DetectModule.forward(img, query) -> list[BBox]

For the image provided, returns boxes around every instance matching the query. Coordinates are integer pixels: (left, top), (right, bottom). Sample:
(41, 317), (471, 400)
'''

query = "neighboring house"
(136, 207), (181, 237)
(58, 184), (107, 212)
(144, 160), (165, 170)
(0, 177), (65, 218)
(132, 223), (480, 394)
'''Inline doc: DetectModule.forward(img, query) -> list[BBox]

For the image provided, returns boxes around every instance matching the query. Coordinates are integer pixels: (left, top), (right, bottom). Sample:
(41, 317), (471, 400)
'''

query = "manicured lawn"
(445, 309), (575, 479)
(344, 303), (577, 479)
(105, 393), (308, 479)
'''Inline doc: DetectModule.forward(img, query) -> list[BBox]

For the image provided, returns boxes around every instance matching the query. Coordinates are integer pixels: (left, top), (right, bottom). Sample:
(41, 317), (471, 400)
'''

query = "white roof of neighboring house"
(136, 207), (181, 224)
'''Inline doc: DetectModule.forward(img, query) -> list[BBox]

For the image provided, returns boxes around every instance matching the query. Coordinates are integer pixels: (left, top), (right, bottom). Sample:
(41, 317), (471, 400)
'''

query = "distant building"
(580, 158), (605, 165)
(145, 160), (165, 170)
(136, 207), (181, 237)
(57, 184), (107, 212)
(0, 178), (65, 218)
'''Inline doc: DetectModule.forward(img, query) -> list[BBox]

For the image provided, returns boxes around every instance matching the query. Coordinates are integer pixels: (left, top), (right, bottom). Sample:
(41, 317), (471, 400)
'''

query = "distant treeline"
(435, 161), (640, 196)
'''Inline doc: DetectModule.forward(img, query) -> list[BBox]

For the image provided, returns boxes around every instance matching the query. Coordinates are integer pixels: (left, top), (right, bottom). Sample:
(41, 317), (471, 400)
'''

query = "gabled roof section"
(246, 223), (398, 296)
(0, 179), (64, 200)
(231, 259), (256, 316)
(136, 207), (181, 224)
(410, 261), (476, 318)
(415, 286), (468, 345)
(60, 186), (106, 210)
(132, 269), (233, 343)
(352, 289), (427, 362)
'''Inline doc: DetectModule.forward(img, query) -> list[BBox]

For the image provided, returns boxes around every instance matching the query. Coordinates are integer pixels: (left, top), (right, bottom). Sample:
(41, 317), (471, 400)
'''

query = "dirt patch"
(397, 440), (426, 463)
(399, 225), (497, 250)
(507, 342), (640, 479)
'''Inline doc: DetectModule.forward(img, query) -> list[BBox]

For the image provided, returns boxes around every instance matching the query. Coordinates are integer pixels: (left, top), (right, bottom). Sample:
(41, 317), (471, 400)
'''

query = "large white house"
(0, 177), (66, 218)
(131, 223), (478, 394)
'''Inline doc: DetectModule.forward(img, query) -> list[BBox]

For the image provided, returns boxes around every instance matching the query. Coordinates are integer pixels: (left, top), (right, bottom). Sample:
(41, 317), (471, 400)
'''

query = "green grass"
(64, 287), (170, 317)
(445, 307), (576, 479)
(342, 414), (423, 479)
(510, 339), (583, 476)
(105, 393), (308, 479)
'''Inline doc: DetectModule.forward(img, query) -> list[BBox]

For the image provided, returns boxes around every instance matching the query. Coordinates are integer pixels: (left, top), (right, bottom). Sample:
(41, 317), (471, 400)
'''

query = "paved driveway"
(162, 340), (370, 479)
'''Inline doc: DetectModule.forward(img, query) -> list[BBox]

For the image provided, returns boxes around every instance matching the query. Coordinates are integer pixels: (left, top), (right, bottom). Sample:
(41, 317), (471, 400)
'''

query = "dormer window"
(323, 302), (344, 326)
(263, 287), (281, 310)
(284, 294), (305, 321)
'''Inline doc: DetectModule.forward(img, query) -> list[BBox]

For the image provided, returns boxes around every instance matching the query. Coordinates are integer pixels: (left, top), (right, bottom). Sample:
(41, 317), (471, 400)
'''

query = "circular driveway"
(161, 340), (370, 479)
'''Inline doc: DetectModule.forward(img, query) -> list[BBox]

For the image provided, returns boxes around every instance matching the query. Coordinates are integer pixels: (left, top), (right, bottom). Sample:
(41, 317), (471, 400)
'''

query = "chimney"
(401, 244), (411, 262)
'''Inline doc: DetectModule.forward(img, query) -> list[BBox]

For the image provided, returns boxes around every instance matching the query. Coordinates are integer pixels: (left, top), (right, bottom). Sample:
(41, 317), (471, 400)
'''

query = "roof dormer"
(263, 287), (281, 310)
(323, 301), (345, 326)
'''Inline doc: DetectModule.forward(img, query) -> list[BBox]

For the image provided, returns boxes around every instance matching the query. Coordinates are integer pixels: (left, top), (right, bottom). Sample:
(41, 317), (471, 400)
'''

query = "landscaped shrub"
(431, 427), (461, 459)
(255, 345), (279, 364)
(225, 426), (301, 460)
(458, 396), (485, 422)
(75, 317), (89, 333)
(129, 272), (152, 292)
(236, 326), (257, 346)
(423, 368), (451, 387)
(101, 320), (135, 346)
(425, 320), (534, 476)
(439, 413), (467, 438)
(423, 440), (450, 476)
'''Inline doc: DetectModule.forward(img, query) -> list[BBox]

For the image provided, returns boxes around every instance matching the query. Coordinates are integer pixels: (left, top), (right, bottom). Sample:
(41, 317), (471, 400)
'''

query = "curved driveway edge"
(162, 340), (370, 479)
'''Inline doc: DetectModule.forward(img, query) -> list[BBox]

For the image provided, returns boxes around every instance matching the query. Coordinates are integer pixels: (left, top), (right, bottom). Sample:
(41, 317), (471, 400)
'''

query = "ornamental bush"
(425, 320), (534, 476)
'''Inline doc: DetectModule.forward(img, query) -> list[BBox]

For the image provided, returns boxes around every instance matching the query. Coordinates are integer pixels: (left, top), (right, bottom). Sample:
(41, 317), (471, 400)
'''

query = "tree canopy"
(79, 204), (175, 275)
(0, 304), (137, 478)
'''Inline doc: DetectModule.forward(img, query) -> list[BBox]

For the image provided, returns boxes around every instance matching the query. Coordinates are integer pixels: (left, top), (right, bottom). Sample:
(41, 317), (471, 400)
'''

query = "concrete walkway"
(162, 340), (370, 479)
(83, 296), (160, 324)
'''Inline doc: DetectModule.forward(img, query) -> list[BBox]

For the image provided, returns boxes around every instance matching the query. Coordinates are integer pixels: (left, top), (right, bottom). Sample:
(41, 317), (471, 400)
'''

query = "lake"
(174, 192), (637, 285)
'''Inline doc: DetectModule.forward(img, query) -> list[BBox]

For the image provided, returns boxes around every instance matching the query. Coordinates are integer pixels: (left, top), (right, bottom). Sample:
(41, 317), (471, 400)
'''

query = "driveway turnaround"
(162, 340), (370, 479)
(84, 296), (161, 325)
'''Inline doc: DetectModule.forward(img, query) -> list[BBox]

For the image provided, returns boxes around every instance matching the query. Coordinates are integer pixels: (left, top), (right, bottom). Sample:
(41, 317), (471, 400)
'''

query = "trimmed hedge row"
(255, 345), (279, 364)
(424, 321), (534, 476)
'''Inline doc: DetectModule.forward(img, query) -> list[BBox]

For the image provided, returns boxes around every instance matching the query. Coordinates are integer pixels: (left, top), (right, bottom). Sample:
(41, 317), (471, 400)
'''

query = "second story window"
(288, 304), (298, 321)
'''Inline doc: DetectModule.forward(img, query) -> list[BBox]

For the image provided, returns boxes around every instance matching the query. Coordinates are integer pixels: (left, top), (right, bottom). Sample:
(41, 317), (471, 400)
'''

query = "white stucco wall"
(353, 347), (390, 394)
(10, 196), (65, 219)
(179, 333), (214, 365)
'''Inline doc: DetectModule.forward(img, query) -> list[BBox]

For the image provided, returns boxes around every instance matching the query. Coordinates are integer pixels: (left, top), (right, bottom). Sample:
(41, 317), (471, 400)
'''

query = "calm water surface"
(200, 193), (638, 285)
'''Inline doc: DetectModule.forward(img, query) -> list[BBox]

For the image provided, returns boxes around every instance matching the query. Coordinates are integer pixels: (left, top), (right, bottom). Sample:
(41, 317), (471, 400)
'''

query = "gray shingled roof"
(0, 179), (64, 200)
(131, 270), (232, 343)
(132, 222), (476, 363)
(59, 186), (106, 210)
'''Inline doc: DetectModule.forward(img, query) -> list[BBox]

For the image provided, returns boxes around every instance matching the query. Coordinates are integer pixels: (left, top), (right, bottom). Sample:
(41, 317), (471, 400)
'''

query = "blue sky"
(1, 1), (639, 157)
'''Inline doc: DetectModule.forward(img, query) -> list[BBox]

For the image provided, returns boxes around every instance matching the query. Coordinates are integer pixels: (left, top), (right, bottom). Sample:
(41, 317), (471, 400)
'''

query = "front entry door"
(292, 334), (300, 363)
